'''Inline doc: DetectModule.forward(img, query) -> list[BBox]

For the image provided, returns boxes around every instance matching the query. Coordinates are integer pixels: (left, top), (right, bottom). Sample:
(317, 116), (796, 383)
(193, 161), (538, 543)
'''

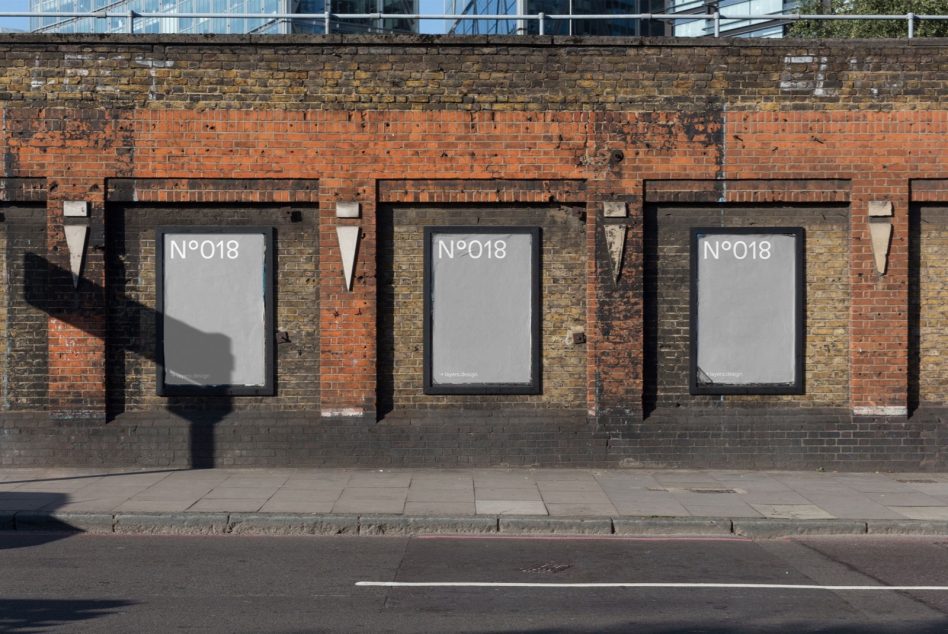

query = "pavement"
(4, 467), (948, 537)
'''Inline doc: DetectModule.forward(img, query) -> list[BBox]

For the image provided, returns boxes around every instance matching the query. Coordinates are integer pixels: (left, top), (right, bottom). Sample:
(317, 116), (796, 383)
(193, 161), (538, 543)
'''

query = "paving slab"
(406, 488), (475, 503)
(750, 504), (835, 520)
(282, 473), (353, 489)
(891, 507), (948, 521)
(403, 502), (476, 516)
(259, 499), (336, 513)
(218, 476), (289, 488)
(863, 491), (946, 506)
(611, 503), (692, 517)
(410, 474), (474, 489)
(0, 497), (64, 511)
(332, 499), (406, 514)
(475, 500), (547, 515)
(740, 491), (814, 505)
(902, 482), (948, 496)
(15, 512), (114, 534)
(475, 487), (542, 501)
(539, 491), (613, 504)
(49, 497), (131, 513)
(347, 472), (413, 488)
(114, 499), (199, 513)
(471, 473), (538, 487)
(682, 501), (763, 518)
(4, 467), (948, 538)
(544, 502), (618, 516)
(188, 499), (267, 513)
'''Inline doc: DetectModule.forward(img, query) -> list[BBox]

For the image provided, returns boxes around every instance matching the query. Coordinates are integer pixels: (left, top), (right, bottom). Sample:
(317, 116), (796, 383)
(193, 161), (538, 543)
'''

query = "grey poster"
(430, 232), (534, 385)
(162, 233), (267, 387)
(696, 233), (797, 386)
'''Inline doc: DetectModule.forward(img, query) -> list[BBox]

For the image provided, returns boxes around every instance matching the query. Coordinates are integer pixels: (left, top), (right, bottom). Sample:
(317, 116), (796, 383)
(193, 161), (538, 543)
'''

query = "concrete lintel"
(63, 201), (89, 217)
(336, 202), (361, 219)
(603, 201), (627, 218)
(868, 200), (893, 217)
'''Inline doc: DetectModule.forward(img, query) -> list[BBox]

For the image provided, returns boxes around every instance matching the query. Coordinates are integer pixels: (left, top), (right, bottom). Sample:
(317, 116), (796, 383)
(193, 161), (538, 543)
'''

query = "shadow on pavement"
(0, 493), (80, 549)
(0, 598), (135, 632)
(0, 469), (184, 486)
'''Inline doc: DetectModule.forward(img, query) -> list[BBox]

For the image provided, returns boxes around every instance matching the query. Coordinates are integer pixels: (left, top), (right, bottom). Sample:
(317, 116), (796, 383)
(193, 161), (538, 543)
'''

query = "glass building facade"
(666, 0), (796, 38)
(448, 0), (667, 36)
(30, 0), (418, 35)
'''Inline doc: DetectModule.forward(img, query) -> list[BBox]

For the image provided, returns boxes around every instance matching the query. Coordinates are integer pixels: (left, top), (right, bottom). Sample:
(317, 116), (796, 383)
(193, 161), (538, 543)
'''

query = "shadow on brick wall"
(23, 253), (232, 468)
(908, 204), (921, 416)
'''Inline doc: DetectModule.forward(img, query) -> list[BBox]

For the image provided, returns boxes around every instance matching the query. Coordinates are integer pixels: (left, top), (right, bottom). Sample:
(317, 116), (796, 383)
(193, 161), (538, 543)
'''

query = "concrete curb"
(114, 512), (230, 535)
(360, 515), (498, 536)
(867, 520), (948, 535)
(2, 512), (948, 538)
(732, 519), (867, 538)
(613, 517), (733, 536)
(228, 513), (358, 536)
(499, 517), (613, 535)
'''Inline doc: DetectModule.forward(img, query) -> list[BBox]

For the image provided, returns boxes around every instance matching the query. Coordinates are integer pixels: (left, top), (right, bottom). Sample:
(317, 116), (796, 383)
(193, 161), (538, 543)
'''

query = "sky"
(0, 0), (449, 33)
(0, 0), (31, 32)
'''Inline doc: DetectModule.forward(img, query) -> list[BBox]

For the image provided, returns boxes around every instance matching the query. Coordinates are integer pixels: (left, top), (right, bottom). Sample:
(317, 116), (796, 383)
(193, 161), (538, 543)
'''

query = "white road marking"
(356, 581), (948, 591)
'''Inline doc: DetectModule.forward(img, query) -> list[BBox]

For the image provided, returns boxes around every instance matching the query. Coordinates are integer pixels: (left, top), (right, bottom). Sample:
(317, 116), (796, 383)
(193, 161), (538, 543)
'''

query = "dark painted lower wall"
(2, 408), (946, 471)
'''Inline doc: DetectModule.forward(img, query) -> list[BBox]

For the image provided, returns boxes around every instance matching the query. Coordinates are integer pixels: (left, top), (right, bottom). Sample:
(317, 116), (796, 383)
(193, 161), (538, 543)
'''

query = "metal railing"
(3, 10), (948, 37)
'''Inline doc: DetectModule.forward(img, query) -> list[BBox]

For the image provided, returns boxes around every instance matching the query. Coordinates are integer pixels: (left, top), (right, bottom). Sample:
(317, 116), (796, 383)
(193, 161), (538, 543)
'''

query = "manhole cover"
(520, 563), (572, 574)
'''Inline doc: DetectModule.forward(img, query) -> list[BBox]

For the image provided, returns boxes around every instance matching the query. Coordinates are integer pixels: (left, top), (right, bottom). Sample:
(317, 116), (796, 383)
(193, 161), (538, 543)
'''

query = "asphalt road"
(3, 533), (948, 632)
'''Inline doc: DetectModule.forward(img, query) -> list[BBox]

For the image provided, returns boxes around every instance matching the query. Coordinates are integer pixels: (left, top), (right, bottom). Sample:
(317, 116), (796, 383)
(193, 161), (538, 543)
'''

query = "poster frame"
(423, 225), (542, 395)
(689, 226), (805, 396)
(156, 226), (275, 397)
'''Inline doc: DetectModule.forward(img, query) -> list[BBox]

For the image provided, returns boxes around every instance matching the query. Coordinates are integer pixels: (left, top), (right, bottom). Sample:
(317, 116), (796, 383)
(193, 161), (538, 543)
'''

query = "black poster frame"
(156, 226), (275, 397)
(689, 226), (805, 396)
(423, 226), (542, 395)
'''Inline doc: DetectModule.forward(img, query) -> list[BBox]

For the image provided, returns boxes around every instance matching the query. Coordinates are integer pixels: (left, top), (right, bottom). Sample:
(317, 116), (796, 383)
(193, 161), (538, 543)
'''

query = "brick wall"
(105, 204), (319, 417)
(377, 205), (587, 415)
(1, 205), (47, 411)
(917, 205), (948, 406)
(644, 204), (850, 412)
(0, 35), (946, 468)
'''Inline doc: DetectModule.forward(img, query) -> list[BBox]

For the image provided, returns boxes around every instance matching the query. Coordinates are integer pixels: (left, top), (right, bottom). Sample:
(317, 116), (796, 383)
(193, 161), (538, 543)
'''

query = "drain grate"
(520, 563), (572, 574)
(897, 479), (938, 484)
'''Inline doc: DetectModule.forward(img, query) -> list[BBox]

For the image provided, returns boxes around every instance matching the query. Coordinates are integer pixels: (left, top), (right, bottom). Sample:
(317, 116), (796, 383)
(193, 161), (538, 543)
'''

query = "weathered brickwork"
(644, 205), (850, 411)
(1, 205), (48, 411)
(0, 35), (945, 468)
(918, 205), (948, 406)
(377, 206), (587, 414)
(105, 205), (319, 415)
(0, 37), (942, 112)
